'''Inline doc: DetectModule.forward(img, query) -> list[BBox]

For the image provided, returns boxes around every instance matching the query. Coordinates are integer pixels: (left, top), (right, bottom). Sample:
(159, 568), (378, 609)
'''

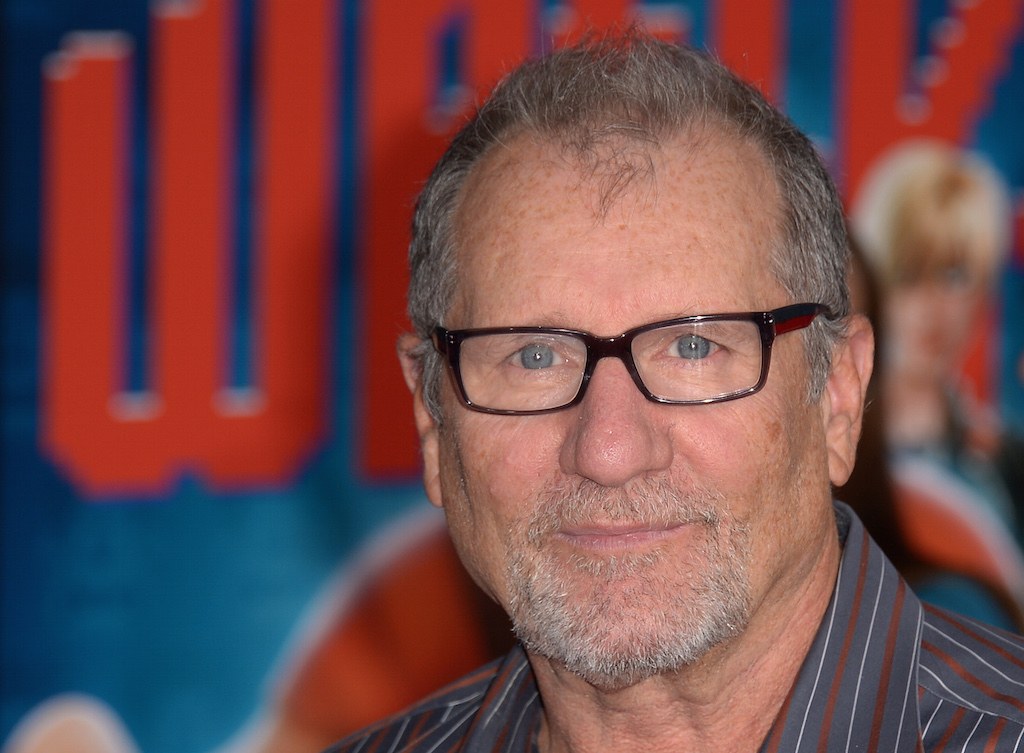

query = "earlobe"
(823, 315), (875, 486)
(398, 334), (444, 508)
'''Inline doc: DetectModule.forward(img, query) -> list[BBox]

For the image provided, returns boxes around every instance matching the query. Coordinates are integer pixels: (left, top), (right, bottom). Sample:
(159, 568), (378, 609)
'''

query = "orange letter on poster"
(358, 0), (534, 476)
(41, 0), (335, 498)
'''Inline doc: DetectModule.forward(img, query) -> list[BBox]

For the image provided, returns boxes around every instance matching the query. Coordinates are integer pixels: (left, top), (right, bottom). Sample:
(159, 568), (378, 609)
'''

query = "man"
(328, 34), (1024, 753)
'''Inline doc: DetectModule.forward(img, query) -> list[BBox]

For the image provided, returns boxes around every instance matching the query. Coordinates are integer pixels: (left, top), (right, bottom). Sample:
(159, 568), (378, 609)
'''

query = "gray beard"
(505, 477), (752, 690)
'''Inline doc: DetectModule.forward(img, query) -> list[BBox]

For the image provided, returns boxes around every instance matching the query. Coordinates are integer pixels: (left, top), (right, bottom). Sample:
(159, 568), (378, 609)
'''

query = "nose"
(560, 357), (673, 487)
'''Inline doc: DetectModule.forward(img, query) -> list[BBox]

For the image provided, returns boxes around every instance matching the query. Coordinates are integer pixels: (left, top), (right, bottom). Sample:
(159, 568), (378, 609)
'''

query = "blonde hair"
(851, 140), (1010, 289)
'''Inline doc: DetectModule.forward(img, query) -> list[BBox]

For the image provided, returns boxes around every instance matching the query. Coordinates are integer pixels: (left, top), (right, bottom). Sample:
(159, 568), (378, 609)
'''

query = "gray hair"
(407, 32), (850, 418)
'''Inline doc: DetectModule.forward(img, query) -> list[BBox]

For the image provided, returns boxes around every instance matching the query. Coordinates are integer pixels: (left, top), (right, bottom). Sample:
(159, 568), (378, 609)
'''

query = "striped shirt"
(326, 503), (1024, 752)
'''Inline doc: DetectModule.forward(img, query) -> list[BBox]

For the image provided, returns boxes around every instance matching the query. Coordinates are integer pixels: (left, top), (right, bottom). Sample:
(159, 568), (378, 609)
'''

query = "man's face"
(408, 131), (851, 689)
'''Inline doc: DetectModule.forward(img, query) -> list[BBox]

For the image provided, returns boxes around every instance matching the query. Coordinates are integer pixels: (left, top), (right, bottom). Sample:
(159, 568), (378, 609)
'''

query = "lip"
(556, 522), (689, 550)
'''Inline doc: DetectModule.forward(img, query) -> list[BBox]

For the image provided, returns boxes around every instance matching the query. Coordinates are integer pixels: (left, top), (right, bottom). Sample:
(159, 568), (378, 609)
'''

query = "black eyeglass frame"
(432, 302), (833, 415)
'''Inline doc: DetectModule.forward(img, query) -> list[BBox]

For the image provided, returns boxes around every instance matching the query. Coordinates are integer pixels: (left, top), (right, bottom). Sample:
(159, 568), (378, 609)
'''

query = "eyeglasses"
(432, 303), (832, 415)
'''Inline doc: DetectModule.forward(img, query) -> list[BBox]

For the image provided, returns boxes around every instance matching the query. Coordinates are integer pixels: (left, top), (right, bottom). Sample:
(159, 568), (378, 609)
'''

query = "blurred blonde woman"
(850, 139), (1024, 618)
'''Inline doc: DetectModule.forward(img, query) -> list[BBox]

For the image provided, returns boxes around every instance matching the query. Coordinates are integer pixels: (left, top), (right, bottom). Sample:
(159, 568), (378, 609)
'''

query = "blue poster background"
(2, 2), (1023, 753)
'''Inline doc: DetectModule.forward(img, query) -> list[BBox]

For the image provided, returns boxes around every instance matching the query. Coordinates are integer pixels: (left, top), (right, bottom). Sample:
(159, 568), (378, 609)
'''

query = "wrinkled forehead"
(447, 129), (785, 325)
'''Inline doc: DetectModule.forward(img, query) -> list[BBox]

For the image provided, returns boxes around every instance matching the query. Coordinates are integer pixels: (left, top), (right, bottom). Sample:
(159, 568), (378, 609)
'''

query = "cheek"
(438, 415), (567, 597)
(674, 403), (789, 502)
(689, 392), (828, 557)
(886, 294), (929, 344)
(465, 416), (565, 508)
(937, 289), (984, 348)
(756, 402), (833, 563)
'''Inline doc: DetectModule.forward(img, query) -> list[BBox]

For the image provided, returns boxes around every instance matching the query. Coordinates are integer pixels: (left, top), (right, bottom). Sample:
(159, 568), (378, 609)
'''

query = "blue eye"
(517, 344), (556, 369)
(673, 334), (712, 360)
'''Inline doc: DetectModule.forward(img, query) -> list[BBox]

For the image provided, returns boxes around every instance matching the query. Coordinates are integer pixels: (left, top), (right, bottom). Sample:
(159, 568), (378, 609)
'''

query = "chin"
(510, 556), (751, 687)
(520, 611), (745, 690)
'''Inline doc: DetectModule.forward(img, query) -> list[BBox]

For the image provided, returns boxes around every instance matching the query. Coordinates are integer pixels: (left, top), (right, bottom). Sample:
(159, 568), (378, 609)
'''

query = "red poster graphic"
(41, 0), (335, 497)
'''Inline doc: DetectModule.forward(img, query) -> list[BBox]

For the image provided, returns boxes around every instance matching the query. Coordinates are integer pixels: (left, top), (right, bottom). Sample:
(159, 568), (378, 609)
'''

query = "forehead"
(450, 129), (785, 329)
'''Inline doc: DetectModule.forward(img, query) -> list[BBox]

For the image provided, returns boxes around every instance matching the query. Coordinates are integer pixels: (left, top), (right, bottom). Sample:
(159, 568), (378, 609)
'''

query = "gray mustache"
(526, 477), (724, 543)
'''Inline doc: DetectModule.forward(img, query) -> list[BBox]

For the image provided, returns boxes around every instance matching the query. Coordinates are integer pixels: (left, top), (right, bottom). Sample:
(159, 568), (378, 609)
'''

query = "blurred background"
(2, 1), (1023, 752)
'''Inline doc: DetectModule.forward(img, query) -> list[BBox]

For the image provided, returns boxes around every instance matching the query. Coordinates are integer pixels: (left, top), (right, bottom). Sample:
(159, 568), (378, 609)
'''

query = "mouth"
(555, 522), (691, 552)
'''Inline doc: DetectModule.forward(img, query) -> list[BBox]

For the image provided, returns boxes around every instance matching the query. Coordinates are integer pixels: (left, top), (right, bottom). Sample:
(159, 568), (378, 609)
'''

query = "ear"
(397, 334), (444, 508)
(822, 314), (875, 487)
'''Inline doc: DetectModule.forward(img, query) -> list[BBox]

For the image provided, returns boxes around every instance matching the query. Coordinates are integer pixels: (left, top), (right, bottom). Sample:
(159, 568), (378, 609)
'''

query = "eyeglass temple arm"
(772, 303), (832, 335)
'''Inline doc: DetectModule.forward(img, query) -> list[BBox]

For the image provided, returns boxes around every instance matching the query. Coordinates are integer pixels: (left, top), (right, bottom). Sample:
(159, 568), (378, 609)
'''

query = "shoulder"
(919, 604), (1024, 746)
(323, 649), (533, 753)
